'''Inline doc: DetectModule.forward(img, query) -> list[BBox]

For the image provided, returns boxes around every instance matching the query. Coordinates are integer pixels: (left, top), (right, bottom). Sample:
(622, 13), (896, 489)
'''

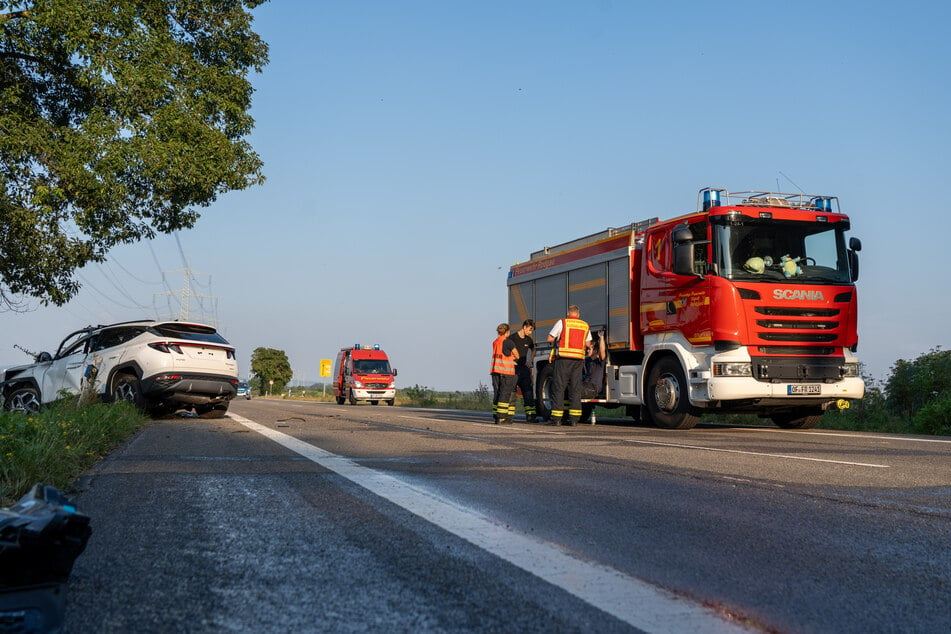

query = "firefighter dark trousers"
(514, 365), (536, 420)
(492, 372), (517, 424)
(550, 357), (584, 425)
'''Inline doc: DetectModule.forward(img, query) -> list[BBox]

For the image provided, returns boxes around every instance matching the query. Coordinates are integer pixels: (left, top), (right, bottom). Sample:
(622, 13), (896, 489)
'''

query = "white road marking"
(229, 413), (751, 633)
(621, 438), (890, 468)
(738, 427), (951, 445)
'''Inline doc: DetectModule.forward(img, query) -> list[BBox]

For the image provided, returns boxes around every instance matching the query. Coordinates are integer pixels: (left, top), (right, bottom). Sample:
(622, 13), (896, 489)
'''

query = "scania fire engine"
(508, 187), (864, 429)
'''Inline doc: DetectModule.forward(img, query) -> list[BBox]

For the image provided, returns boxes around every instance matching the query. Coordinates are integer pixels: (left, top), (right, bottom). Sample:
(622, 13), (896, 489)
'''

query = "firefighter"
(508, 319), (538, 422)
(490, 323), (519, 424)
(546, 305), (591, 426)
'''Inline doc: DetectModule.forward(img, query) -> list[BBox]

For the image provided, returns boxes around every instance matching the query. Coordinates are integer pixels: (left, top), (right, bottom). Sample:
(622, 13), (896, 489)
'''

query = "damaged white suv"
(1, 320), (238, 418)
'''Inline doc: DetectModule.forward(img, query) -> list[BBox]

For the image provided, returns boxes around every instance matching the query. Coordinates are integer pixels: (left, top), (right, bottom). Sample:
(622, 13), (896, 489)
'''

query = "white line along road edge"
(230, 414), (753, 634)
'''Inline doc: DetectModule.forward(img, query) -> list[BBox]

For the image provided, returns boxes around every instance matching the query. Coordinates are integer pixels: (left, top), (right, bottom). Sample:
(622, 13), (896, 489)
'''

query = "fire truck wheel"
(348, 389), (357, 405)
(646, 356), (699, 430)
(336, 395), (345, 405)
(771, 408), (823, 429)
(535, 364), (556, 421)
(386, 399), (395, 406)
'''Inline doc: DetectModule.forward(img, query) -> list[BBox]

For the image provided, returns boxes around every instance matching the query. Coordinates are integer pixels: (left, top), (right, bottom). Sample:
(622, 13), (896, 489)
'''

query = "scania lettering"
(508, 188), (864, 430)
(332, 344), (397, 406)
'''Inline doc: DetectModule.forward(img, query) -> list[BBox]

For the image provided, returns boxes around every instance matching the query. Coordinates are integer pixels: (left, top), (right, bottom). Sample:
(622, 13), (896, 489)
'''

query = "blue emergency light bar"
(353, 344), (381, 350)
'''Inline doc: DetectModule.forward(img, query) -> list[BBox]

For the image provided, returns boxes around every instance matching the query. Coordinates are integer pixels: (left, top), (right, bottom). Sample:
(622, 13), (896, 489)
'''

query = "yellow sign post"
(320, 359), (332, 397)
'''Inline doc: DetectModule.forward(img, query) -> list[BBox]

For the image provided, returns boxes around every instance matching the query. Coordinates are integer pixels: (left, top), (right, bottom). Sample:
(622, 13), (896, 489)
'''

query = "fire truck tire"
(771, 408), (823, 429)
(387, 399), (395, 406)
(336, 395), (345, 405)
(535, 364), (556, 421)
(646, 356), (700, 430)
(348, 389), (357, 405)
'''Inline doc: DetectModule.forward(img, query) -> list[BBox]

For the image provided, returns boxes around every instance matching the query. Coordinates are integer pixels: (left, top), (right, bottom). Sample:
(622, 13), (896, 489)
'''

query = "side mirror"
(848, 236), (861, 281)
(673, 242), (696, 276)
(36, 351), (52, 363)
(672, 226), (692, 244)
(392, 369), (398, 376)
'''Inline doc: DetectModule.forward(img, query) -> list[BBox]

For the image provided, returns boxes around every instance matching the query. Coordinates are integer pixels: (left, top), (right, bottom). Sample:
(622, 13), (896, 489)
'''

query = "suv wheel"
(6, 387), (41, 413)
(112, 373), (143, 408)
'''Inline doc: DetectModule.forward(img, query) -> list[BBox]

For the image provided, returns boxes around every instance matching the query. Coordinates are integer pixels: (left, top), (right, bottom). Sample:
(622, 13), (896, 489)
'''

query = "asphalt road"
(63, 399), (951, 633)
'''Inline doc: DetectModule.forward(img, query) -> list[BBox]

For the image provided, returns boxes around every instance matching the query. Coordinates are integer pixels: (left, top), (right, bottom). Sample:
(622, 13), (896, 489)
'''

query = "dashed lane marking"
(620, 438), (890, 468)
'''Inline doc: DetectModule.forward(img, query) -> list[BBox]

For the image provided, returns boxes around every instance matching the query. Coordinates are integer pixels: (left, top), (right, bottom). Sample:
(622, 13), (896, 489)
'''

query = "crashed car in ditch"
(1, 320), (238, 418)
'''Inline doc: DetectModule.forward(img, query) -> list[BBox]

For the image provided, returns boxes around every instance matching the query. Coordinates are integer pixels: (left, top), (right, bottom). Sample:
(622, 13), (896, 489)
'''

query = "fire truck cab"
(332, 344), (397, 406)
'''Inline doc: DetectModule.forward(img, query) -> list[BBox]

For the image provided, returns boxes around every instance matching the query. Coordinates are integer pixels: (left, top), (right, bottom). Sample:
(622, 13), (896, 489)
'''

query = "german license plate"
(788, 384), (821, 395)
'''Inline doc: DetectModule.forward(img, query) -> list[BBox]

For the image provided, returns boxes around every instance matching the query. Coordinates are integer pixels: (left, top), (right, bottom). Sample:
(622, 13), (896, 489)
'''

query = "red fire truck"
(332, 344), (397, 406)
(508, 187), (865, 429)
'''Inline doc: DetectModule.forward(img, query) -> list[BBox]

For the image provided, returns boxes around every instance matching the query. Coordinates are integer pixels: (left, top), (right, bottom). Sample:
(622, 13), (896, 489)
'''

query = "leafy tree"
(884, 347), (951, 418)
(250, 347), (291, 394)
(0, 1), (268, 308)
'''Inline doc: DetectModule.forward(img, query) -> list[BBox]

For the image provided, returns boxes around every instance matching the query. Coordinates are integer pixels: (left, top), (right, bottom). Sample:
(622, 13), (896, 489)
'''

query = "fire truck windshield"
(712, 217), (852, 284)
(353, 359), (391, 374)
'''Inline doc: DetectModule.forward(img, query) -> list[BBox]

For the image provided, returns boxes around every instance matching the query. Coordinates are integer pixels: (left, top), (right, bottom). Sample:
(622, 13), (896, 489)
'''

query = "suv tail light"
(148, 343), (183, 354)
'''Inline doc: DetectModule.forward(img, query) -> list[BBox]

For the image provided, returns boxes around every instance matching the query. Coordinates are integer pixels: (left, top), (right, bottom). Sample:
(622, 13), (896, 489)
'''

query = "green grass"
(0, 400), (148, 506)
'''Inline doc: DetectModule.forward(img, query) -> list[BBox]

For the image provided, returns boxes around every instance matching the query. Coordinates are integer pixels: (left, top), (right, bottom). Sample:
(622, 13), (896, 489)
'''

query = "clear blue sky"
(3, 1), (950, 391)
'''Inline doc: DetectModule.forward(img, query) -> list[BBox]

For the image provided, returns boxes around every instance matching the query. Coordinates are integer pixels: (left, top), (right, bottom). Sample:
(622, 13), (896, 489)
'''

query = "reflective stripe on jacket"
(555, 318), (589, 359)
(491, 335), (516, 375)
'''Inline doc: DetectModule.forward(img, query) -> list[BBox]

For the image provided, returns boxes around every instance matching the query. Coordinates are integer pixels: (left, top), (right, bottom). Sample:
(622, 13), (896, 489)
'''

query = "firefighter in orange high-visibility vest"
(546, 305), (591, 426)
(490, 323), (519, 424)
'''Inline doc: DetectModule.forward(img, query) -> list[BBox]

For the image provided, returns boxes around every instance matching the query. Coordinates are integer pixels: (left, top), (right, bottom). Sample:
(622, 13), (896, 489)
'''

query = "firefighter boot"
(564, 408), (582, 426)
(497, 402), (511, 424)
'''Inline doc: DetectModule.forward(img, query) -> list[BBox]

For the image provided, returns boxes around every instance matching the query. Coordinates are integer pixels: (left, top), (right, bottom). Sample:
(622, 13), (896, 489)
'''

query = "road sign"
(320, 359), (332, 377)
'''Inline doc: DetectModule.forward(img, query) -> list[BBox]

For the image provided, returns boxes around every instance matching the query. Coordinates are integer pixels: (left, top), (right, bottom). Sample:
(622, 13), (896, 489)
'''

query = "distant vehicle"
(332, 344), (397, 406)
(1, 320), (238, 418)
(236, 381), (251, 399)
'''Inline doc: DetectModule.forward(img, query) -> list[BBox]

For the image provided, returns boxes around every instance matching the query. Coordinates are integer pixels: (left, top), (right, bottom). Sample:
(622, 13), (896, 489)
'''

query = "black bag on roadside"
(0, 484), (92, 634)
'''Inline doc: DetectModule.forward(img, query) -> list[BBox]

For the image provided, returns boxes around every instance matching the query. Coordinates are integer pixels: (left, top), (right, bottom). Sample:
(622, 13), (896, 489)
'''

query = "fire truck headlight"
(842, 363), (860, 378)
(713, 362), (752, 377)
(352, 379), (364, 388)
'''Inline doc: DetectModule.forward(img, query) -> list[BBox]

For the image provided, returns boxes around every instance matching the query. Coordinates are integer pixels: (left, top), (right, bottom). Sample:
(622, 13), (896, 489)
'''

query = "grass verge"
(0, 400), (148, 507)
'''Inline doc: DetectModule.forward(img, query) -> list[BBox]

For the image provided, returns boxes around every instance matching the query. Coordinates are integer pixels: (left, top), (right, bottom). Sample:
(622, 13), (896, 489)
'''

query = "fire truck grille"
(759, 333), (838, 343)
(758, 346), (836, 355)
(755, 307), (839, 317)
(756, 320), (839, 329)
(365, 383), (389, 389)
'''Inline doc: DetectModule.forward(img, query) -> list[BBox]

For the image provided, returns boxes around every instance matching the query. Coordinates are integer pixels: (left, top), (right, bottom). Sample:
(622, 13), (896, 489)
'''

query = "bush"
(912, 394), (951, 436)
(399, 384), (437, 407)
(885, 347), (951, 418)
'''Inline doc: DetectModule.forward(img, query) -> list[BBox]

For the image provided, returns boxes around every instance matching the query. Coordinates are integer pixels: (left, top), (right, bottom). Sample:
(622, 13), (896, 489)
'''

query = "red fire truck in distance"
(508, 187), (865, 429)
(332, 344), (397, 406)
